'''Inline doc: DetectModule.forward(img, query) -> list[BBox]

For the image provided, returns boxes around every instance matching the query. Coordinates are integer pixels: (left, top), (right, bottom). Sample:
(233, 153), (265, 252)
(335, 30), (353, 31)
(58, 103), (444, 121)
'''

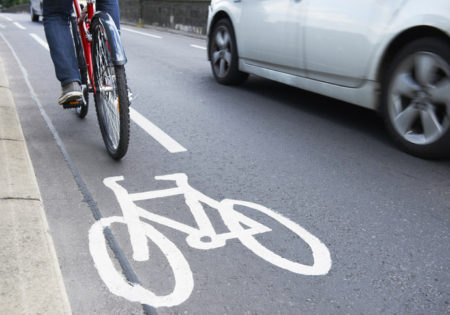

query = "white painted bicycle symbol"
(89, 173), (332, 307)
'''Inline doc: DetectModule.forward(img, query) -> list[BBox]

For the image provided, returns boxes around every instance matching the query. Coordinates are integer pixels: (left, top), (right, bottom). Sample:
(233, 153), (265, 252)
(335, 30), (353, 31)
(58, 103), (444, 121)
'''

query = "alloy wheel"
(211, 26), (232, 79)
(388, 51), (450, 145)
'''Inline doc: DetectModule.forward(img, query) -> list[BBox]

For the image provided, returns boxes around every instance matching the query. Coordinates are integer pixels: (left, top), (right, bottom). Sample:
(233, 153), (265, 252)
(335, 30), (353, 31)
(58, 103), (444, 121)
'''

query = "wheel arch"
(376, 25), (450, 109)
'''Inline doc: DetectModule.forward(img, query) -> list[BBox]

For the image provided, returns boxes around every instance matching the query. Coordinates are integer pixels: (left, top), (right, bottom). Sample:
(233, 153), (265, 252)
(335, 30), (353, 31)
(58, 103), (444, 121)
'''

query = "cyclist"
(43, 0), (121, 105)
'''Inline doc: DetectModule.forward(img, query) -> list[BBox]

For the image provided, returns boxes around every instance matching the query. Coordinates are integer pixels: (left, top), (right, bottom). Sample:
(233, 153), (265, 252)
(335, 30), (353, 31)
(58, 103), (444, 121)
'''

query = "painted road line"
(122, 27), (162, 39)
(130, 108), (187, 153)
(0, 24), (5, 29)
(13, 22), (26, 30)
(30, 33), (49, 51)
(190, 44), (206, 50)
(2, 16), (13, 22)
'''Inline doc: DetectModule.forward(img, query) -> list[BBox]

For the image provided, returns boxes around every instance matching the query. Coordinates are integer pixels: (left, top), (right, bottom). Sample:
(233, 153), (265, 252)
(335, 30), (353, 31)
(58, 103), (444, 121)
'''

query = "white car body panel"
(238, 0), (307, 76)
(207, 0), (450, 110)
(303, 0), (405, 88)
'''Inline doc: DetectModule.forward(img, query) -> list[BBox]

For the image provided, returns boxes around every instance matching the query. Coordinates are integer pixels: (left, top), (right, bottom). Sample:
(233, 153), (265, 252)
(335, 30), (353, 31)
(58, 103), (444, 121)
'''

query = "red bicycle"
(70, 0), (130, 160)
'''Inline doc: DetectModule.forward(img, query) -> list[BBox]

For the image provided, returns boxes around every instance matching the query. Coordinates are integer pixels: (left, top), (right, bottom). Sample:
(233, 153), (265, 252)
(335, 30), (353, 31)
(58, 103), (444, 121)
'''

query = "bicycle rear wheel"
(91, 21), (130, 160)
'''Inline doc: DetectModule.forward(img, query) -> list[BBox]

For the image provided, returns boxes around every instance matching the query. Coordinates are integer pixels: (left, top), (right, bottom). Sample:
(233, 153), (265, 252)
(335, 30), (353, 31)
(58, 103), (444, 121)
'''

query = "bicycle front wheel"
(91, 22), (130, 160)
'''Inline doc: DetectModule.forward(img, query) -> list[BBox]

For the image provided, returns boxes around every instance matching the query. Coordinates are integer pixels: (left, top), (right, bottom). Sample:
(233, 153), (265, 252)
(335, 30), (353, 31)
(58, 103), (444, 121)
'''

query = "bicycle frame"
(73, 0), (128, 95)
(73, 0), (95, 91)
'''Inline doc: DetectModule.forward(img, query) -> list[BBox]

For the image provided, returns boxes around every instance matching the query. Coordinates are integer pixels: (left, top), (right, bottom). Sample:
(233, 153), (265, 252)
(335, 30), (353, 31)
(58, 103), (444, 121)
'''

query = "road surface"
(0, 12), (449, 315)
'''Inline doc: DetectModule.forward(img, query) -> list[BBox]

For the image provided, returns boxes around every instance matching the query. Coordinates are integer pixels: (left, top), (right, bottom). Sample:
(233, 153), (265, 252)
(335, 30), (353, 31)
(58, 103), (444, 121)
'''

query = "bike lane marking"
(122, 27), (163, 39)
(190, 44), (206, 50)
(87, 173), (332, 308)
(13, 22), (26, 30)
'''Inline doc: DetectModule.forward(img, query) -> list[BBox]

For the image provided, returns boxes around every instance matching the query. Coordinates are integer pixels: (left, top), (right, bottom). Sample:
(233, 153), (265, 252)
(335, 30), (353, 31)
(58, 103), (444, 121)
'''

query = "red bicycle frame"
(73, 0), (95, 92)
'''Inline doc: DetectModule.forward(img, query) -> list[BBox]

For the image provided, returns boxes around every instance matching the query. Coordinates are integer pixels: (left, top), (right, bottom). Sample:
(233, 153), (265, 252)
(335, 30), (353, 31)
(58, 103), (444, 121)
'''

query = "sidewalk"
(0, 54), (72, 313)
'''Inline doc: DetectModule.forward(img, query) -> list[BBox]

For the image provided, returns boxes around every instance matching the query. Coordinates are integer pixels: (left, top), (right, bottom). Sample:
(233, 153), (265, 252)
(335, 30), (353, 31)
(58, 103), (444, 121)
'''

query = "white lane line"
(122, 27), (162, 39)
(30, 33), (49, 51)
(130, 108), (187, 153)
(0, 24), (5, 29)
(190, 44), (206, 50)
(13, 22), (26, 30)
(2, 16), (13, 22)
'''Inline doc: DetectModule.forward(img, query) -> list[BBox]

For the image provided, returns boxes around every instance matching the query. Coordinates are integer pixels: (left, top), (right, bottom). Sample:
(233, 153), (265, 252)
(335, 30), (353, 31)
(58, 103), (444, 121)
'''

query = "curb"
(0, 51), (73, 314)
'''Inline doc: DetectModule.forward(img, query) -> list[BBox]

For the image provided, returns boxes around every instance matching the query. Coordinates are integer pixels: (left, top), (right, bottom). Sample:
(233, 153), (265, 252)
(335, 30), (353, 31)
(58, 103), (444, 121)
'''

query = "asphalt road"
(1, 12), (449, 315)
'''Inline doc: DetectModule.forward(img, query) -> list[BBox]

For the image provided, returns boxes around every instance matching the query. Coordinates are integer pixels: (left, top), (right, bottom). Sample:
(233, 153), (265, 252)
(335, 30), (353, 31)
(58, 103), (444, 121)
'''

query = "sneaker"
(58, 81), (83, 105)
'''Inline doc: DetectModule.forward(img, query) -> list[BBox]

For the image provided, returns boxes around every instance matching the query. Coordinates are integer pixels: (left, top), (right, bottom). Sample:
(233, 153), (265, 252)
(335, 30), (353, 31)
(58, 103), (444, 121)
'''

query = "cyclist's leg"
(43, 0), (82, 103)
(96, 0), (120, 31)
(43, 0), (81, 86)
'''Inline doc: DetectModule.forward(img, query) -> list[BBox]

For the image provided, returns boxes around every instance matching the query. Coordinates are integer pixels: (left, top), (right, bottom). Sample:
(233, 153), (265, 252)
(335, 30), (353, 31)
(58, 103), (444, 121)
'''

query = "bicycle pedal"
(62, 99), (83, 109)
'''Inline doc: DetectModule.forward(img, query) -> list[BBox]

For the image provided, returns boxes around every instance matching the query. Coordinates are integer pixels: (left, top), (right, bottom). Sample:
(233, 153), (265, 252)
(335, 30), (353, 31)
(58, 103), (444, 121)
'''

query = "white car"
(30, 0), (43, 22)
(207, 0), (450, 158)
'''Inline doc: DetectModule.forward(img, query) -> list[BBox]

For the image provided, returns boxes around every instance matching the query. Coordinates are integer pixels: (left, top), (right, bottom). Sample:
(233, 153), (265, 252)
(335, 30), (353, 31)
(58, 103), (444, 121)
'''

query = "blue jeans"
(43, 0), (120, 86)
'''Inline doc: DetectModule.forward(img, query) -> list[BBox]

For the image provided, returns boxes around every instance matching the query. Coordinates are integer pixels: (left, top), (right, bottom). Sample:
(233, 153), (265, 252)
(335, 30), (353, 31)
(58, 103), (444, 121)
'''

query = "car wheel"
(381, 38), (450, 158)
(31, 7), (39, 22)
(209, 18), (248, 85)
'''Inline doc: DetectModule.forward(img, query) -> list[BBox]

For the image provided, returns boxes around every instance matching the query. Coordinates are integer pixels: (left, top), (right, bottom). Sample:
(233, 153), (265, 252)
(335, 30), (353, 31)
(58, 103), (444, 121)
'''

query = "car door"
(238, 0), (307, 75)
(303, 0), (404, 87)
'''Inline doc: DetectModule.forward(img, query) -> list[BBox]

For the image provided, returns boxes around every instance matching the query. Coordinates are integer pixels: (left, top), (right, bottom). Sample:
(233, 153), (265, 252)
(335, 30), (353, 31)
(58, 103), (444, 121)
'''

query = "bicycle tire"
(91, 21), (130, 160)
(70, 16), (89, 119)
(219, 199), (332, 276)
(89, 216), (194, 307)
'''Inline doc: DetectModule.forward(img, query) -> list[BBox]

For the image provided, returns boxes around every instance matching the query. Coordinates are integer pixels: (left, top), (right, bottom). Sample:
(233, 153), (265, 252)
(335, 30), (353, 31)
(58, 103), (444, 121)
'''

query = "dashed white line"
(190, 44), (206, 50)
(30, 33), (49, 51)
(2, 16), (13, 22)
(0, 23), (5, 29)
(13, 22), (26, 30)
(130, 108), (187, 153)
(122, 27), (162, 39)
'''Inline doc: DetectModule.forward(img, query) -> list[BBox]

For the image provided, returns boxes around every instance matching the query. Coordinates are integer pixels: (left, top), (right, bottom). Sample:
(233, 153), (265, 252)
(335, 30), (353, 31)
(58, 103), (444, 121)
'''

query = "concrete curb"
(0, 52), (73, 314)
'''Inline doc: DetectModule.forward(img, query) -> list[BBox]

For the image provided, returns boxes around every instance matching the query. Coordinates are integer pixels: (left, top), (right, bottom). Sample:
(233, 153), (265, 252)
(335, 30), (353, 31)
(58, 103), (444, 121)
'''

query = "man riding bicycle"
(43, 0), (120, 105)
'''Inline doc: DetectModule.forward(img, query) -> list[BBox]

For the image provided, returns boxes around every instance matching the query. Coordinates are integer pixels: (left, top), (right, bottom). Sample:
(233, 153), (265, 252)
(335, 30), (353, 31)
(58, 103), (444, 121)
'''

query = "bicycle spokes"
(94, 27), (120, 150)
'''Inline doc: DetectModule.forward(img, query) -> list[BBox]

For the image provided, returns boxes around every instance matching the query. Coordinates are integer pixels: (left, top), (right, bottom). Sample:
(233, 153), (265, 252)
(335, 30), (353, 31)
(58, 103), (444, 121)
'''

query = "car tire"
(31, 7), (39, 22)
(209, 18), (248, 85)
(381, 37), (450, 158)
